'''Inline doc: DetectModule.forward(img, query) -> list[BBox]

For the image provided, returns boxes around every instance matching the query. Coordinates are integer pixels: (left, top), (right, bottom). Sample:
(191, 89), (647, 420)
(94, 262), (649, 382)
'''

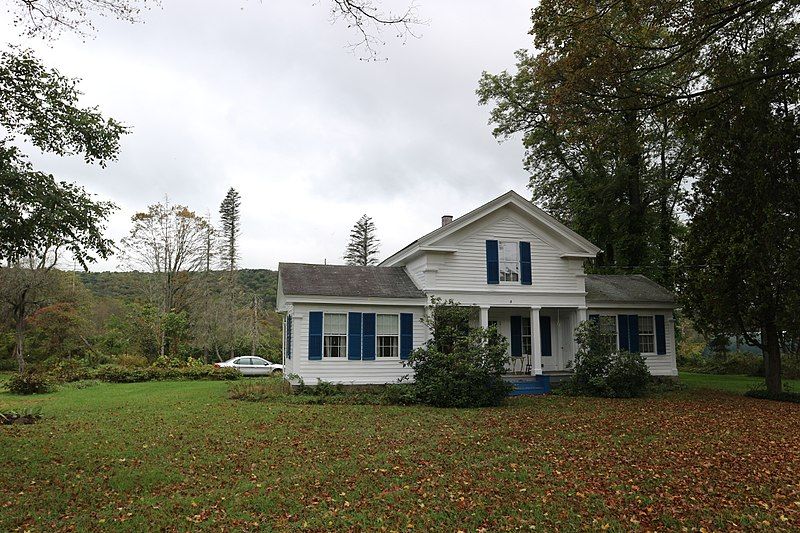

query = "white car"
(215, 356), (284, 376)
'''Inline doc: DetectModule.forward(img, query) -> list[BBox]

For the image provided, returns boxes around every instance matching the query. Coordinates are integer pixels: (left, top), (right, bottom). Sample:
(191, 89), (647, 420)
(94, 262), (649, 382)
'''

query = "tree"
(344, 214), (380, 266)
(478, 2), (696, 286)
(218, 188), (241, 272)
(680, 14), (800, 395)
(120, 199), (210, 357)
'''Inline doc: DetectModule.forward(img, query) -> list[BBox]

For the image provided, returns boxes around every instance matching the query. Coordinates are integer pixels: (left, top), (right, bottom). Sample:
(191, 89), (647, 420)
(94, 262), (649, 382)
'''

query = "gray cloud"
(6, 0), (534, 270)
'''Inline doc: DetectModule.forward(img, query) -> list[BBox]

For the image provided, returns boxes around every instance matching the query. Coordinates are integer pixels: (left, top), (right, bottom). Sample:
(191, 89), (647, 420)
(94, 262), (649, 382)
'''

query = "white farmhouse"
(277, 191), (677, 394)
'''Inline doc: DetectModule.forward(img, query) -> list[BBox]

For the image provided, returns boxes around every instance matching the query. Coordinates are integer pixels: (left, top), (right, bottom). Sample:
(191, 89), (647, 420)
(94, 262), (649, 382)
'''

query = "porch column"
(479, 305), (490, 329)
(530, 306), (542, 376)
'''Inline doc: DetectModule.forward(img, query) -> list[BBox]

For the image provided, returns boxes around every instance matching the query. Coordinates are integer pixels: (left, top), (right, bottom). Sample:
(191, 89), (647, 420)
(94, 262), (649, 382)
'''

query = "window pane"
(638, 316), (655, 353)
(377, 336), (399, 357)
(639, 316), (654, 334)
(324, 313), (347, 334)
(324, 335), (347, 357)
(521, 318), (532, 355)
(377, 314), (399, 335)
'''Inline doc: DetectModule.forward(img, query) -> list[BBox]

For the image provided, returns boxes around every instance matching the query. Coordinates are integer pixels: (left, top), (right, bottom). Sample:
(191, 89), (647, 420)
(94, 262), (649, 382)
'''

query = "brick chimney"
(441, 215), (453, 227)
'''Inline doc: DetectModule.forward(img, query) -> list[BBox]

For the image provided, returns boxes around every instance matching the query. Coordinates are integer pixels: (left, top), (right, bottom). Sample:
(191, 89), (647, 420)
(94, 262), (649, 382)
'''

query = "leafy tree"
(27, 302), (91, 361)
(477, 2), (695, 285)
(218, 188), (241, 272)
(681, 14), (800, 395)
(406, 298), (512, 407)
(120, 199), (210, 357)
(344, 214), (380, 266)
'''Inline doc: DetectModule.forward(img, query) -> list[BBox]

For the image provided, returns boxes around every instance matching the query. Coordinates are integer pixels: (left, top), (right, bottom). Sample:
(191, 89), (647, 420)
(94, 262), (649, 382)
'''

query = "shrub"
(90, 364), (241, 383)
(43, 359), (94, 383)
(565, 320), (651, 398)
(151, 355), (185, 369)
(406, 298), (512, 408)
(5, 371), (51, 395)
(114, 354), (149, 368)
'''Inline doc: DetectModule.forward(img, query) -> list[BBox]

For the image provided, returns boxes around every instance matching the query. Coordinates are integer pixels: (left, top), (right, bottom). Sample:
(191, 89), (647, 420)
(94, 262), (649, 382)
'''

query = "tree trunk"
(763, 321), (782, 395)
(14, 320), (25, 373)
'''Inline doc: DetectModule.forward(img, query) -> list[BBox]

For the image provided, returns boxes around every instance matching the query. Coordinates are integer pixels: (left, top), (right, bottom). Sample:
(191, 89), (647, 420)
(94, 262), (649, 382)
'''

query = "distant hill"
(76, 269), (279, 309)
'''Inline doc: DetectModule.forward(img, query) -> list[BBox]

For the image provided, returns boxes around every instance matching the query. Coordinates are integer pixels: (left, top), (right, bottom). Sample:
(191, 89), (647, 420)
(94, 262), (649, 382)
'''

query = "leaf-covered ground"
(1, 375), (799, 532)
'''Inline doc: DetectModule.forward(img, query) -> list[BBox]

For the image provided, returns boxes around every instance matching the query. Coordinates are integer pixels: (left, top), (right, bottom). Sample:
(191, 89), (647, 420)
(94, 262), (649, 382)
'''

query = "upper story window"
(323, 313), (347, 358)
(376, 314), (399, 358)
(638, 315), (655, 354)
(498, 241), (520, 283)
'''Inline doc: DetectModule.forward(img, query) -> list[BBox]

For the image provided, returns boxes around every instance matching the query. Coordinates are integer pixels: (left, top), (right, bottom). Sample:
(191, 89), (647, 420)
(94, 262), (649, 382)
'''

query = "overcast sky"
(6, 0), (535, 271)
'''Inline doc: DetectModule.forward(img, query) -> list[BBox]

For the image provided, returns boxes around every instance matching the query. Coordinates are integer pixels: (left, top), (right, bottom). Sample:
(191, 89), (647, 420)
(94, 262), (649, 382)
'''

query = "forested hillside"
(76, 269), (279, 309)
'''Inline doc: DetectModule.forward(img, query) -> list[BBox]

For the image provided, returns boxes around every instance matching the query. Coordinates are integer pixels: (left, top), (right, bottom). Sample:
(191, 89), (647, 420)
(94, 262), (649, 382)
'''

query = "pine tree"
(218, 188), (241, 272)
(344, 214), (380, 266)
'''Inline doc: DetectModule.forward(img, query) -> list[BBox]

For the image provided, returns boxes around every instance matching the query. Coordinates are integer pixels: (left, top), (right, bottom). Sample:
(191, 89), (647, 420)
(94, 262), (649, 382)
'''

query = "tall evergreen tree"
(344, 214), (380, 266)
(218, 188), (241, 272)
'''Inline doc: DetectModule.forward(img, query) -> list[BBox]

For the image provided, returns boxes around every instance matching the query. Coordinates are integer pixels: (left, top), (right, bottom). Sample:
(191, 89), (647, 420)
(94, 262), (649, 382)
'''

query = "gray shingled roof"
(279, 263), (427, 299)
(586, 274), (675, 304)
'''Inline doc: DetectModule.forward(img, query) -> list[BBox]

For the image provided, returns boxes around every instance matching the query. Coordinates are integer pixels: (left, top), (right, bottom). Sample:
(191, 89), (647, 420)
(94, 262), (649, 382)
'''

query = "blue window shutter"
(617, 315), (629, 351)
(486, 240), (499, 284)
(519, 241), (532, 285)
(286, 315), (292, 359)
(510, 316), (522, 357)
(655, 315), (667, 355)
(540, 315), (552, 357)
(348, 312), (362, 360)
(308, 312), (322, 360)
(362, 313), (376, 361)
(588, 314), (600, 324)
(628, 314), (640, 353)
(400, 313), (413, 360)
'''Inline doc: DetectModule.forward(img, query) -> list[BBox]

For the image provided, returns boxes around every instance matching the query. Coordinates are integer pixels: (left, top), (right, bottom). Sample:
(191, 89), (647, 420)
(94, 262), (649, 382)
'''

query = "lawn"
(680, 371), (800, 393)
(1, 377), (799, 532)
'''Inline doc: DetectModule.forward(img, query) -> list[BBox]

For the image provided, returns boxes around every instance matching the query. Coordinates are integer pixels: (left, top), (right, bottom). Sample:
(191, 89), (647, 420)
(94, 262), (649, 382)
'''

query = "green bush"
(90, 364), (240, 383)
(43, 359), (93, 383)
(406, 298), (512, 408)
(113, 354), (149, 368)
(5, 371), (51, 395)
(565, 321), (651, 398)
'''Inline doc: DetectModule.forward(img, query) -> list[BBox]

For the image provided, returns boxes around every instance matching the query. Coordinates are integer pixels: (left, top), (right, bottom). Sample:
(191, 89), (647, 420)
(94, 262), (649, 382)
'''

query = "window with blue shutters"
(323, 313), (348, 358)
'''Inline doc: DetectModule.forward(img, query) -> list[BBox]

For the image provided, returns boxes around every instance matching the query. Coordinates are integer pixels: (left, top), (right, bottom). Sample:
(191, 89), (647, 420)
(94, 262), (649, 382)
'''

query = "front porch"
(477, 305), (587, 377)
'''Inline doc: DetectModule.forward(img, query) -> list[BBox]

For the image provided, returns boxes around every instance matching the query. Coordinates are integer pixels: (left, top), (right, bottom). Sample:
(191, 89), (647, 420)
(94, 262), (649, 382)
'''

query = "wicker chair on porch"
(508, 354), (532, 375)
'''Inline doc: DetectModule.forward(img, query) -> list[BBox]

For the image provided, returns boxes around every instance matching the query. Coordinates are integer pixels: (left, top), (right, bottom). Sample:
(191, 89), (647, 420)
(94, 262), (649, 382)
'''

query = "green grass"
(2, 379), (800, 531)
(680, 371), (800, 393)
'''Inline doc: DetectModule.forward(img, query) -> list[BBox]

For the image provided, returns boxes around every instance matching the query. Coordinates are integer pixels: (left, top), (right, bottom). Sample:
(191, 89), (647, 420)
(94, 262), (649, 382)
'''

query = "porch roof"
(585, 274), (674, 305)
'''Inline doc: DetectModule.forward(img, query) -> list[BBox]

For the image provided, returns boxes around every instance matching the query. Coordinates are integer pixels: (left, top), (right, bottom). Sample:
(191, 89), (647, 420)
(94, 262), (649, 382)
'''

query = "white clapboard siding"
(287, 303), (426, 385)
(433, 214), (581, 292)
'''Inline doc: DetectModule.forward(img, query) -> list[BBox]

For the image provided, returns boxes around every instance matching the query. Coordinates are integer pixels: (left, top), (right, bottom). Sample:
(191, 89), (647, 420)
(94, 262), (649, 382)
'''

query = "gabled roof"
(279, 263), (426, 299)
(586, 274), (675, 305)
(380, 190), (601, 266)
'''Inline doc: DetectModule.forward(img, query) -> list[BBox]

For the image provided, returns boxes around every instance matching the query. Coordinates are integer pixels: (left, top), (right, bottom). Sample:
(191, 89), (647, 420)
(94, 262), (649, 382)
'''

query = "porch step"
(505, 375), (551, 396)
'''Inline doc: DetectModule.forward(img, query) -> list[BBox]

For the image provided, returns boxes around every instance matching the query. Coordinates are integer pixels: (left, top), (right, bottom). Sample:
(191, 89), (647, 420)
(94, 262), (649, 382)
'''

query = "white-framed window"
(521, 317), (532, 355)
(638, 315), (655, 354)
(599, 315), (618, 351)
(376, 314), (400, 358)
(323, 313), (348, 358)
(498, 241), (520, 283)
